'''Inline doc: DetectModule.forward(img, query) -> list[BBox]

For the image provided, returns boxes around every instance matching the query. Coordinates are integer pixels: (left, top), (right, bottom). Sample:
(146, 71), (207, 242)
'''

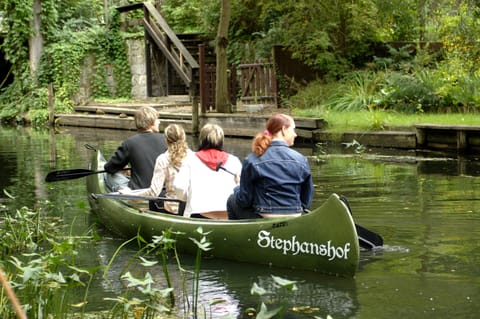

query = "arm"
(128, 155), (167, 197)
(300, 158), (314, 209)
(146, 155), (168, 197)
(233, 158), (255, 208)
(104, 142), (130, 173)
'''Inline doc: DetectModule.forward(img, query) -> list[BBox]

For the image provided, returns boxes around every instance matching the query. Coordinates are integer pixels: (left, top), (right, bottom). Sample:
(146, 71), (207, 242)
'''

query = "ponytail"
(251, 114), (292, 156)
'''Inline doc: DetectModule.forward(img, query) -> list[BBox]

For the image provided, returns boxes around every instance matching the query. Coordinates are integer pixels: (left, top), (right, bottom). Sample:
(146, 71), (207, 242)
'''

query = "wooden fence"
(238, 62), (277, 106)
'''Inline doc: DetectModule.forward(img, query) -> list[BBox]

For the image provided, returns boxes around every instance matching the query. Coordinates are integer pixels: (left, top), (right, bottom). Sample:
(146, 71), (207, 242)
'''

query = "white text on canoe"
(257, 230), (351, 260)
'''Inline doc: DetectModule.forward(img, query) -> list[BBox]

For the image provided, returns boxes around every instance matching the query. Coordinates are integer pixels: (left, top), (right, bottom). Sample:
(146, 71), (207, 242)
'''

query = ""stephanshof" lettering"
(257, 230), (351, 261)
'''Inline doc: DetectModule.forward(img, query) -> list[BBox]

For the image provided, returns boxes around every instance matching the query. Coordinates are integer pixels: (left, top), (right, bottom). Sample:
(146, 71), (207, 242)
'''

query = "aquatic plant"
(248, 275), (299, 319)
(103, 227), (215, 319)
(0, 198), (99, 319)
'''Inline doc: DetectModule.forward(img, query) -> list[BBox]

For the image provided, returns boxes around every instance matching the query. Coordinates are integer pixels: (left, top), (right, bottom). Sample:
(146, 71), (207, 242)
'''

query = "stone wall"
(75, 37), (147, 103)
(126, 38), (147, 99)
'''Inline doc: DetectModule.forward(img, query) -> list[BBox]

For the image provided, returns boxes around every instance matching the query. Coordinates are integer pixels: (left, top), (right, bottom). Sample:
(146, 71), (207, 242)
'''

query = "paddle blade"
(45, 169), (103, 182)
(338, 194), (384, 249)
(356, 224), (384, 249)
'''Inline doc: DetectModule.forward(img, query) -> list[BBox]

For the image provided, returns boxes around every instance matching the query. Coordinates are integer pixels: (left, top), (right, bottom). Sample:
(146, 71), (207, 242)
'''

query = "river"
(1, 125), (479, 319)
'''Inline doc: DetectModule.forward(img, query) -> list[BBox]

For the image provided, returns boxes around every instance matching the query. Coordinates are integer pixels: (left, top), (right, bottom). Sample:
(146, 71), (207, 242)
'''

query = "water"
(1, 125), (480, 318)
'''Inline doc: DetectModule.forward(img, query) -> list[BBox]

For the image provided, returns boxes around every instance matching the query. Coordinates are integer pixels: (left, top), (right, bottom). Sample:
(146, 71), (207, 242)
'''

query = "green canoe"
(86, 150), (360, 276)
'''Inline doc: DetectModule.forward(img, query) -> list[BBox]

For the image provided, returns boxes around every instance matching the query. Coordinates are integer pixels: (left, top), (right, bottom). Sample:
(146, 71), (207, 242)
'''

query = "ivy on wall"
(0, 0), (132, 126)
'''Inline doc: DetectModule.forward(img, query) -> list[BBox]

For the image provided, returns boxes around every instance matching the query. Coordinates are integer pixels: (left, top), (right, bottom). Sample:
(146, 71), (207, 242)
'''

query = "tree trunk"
(29, 0), (43, 76)
(215, 0), (231, 113)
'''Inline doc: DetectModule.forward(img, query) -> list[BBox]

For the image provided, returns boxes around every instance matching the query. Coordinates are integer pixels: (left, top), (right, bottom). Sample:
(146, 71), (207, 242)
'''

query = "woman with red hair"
(227, 114), (314, 219)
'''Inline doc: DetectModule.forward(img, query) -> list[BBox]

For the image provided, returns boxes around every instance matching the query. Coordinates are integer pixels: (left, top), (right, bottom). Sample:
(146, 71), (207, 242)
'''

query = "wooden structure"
(238, 62), (278, 106)
(416, 123), (480, 153)
(117, 2), (199, 98)
(198, 44), (237, 113)
(116, 2), (279, 119)
(56, 101), (326, 142)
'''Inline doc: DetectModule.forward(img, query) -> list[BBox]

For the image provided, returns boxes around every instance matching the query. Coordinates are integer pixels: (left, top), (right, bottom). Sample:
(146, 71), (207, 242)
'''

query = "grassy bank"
(293, 109), (480, 133)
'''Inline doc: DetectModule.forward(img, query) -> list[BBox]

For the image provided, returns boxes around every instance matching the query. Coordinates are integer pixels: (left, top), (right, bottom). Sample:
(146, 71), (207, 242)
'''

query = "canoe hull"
(87, 151), (360, 276)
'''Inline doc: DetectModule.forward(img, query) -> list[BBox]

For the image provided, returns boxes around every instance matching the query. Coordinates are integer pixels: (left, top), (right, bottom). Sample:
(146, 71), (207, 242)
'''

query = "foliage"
(2, 0), (480, 124)
(0, 200), (98, 318)
(0, 0), (32, 78)
(1, 200), (190, 318)
(377, 71), (441, 113)
(161, 0), (218, 35)
(103, 227), (217, 319)
(323, 71), (385, 112)
(248, 275), (299, 319)
(0, 0), (131, 125)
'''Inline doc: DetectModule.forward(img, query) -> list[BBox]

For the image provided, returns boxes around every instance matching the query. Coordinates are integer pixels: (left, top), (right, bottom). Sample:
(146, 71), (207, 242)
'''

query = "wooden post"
(416, 127), (426, 148)
(199, 44), (206, 113)
(144, 6), (152, 97)
(191, 67), (199, 135)
(48, 83), (54, 126)
(457, 130), (467, 152)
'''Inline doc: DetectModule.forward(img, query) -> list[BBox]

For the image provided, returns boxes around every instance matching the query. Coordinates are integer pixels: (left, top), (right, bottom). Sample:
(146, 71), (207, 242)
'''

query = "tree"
(30, 0), (43, 76)
(215, 0), (231, 113)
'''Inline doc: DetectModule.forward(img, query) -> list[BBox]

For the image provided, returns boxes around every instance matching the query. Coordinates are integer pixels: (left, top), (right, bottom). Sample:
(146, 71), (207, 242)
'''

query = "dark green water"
(1, 126), (479, 318)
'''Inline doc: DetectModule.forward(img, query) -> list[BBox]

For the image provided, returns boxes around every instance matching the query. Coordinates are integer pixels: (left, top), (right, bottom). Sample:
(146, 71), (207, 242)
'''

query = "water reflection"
(1, 126), (480, 318)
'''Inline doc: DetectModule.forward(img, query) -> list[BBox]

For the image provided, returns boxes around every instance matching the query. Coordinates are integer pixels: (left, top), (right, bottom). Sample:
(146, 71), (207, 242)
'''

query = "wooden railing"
(142, 2), (198, 86)
(117, 2), (199, 88)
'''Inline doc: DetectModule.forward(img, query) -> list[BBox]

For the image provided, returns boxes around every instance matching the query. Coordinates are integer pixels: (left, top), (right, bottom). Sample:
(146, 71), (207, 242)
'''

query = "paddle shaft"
(91, 193), (184, 202)
(45, 167), (130, 182)
(215, 161), (236, 176)
(338, 195), (384, 249)
(218, 166), (235, 176)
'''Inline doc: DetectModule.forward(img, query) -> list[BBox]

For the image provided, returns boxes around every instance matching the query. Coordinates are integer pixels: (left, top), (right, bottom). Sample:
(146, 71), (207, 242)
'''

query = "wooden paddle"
(91, 192), (184, 202)
(215, 162), (235, 176)
(339, 195), (384, 249)
(356, 224), (384, 249)
(45, 168), (130, 182)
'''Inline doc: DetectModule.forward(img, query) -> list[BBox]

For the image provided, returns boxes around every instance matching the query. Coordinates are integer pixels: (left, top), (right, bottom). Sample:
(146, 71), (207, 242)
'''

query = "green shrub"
(378, 70), (442, 113)
(323, 71), (385, 112)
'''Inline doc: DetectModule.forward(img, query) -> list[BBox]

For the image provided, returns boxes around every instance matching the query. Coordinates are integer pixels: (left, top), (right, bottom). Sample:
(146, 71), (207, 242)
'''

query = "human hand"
(118, 187), (132, 194)
(234, 173), (240, 185)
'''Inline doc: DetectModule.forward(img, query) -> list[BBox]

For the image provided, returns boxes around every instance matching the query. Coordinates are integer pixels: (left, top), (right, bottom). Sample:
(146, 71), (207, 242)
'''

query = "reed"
(0, 200), (98, 319)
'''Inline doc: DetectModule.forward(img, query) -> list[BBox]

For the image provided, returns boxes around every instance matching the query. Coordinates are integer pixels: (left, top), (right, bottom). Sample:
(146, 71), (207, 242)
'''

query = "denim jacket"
(233, 140), (314, 214)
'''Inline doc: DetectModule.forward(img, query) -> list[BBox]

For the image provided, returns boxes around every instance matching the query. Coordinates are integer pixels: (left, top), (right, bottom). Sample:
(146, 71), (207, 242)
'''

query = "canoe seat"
(192, 211), (229, 220)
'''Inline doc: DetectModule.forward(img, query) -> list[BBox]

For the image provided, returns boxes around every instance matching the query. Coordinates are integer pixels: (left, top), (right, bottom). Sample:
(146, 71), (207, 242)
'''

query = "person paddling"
(227, 114), (314, 219)
(104, 106), (167, 191)
(120, 124), (192, 215)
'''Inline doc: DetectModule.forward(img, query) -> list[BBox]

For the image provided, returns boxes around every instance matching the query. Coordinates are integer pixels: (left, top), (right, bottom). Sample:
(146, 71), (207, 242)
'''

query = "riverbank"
(53, 98), (480, 154)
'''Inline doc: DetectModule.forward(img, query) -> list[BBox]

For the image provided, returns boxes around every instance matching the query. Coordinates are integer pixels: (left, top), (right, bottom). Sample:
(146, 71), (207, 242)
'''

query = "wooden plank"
(314, 131), (416, 149)
(143, 2), (198, 68)
(416, 123), (480, 131)
(144, 20), (191, 84)
(56, 115), (136, 130)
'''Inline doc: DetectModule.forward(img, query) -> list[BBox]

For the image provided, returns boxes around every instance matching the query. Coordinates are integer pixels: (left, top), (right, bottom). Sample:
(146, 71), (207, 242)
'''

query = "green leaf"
(139, 256), (158, 267)
(256, 302), (282, 319)
(271, 275), (298, 290)
(250, 282), (268, 296)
